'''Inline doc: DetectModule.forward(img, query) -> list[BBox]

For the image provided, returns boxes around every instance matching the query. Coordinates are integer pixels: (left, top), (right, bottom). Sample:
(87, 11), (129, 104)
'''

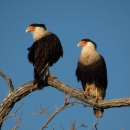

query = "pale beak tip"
(77, 43), (80, 47)
(26, 29), (28, 33)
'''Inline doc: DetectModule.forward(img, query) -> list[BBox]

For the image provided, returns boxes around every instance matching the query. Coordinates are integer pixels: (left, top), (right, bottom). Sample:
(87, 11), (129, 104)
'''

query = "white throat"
(81, 43), (95, 56)
(80, 44), (99, 65)
(32, 27), (52, 41)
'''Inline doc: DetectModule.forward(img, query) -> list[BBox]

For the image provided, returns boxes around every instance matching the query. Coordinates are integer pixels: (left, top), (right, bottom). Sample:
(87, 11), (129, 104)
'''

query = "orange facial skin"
(26, 26), (35, 32)
(79, 41), (87, 47)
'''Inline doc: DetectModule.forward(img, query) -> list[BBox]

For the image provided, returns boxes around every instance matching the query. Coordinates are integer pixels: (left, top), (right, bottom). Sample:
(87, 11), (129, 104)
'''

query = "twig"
(3, 103), (23, 121)
(70, 117), (87, 130)
(30, 88), (80, 130)
(0, 71), (14, 93)
(75, 120), (87, 129)
(40, 97), (76, 129)
(31, 92), (91, 130)
(70, 117), (76, 130)
(60, 124), (65, 130)
(12, 110), (23, 130)
(30, 106), (50, 117)
(91, 118), (98, 130)
(40, 105), (51, 118)
(12, 109), (30, 130)
(2, 103), (29, 130)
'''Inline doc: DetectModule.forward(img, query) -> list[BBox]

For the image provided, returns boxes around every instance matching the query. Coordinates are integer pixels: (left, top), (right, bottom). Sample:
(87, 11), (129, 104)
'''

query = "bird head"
(77, 39), (97, 50)
(26, 23), (47, 41)
(26, 23), (46, 33)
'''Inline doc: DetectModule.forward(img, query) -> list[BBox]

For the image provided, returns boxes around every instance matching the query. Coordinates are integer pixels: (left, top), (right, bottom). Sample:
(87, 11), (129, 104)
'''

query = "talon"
(48, 74), (57, 79)
(95, 87), (103, 101)
(84, 87), (89, 95)
(96, 87), (98, 99)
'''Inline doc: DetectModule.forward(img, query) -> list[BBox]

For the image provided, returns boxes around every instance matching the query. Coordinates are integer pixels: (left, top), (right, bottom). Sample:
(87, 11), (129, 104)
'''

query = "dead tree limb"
(0, 71), (130, 129)
(91, 118), (98, 130)
(40, 95), (77, 130)
(0, 71), (14, 93)
(47, 78), (130, 109)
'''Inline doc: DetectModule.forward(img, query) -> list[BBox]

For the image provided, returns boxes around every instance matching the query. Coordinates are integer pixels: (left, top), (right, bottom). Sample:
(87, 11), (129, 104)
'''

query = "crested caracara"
(26, 23), (63, 89)
(76, 39), (107, 118)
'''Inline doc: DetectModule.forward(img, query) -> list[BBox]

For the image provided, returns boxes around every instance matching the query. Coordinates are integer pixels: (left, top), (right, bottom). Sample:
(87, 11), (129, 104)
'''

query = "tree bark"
(0, 77), (130, 129)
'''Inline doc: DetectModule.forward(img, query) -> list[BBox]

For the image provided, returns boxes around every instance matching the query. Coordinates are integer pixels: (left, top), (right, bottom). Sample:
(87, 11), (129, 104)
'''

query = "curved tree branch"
(47, 78), (130, 109)
(0, 71), (14, 93)
(0, 71), (130, 129)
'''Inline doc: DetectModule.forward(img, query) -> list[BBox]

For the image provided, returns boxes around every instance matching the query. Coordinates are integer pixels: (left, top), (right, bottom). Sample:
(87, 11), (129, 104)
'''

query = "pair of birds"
(26, 23), (107, 118)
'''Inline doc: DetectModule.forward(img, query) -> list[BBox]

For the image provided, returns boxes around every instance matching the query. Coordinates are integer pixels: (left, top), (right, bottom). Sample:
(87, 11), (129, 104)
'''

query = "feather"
(28, 33), (63, 88)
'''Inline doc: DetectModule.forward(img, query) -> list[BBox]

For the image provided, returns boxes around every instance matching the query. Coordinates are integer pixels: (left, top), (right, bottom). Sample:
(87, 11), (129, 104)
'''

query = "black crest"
(29, 23), (46, 30)
(81, 39), (97, 49)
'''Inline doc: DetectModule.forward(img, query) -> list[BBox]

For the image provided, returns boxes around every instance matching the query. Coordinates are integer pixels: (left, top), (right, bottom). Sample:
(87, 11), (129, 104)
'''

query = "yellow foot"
(95, 87), (103, 101)
(48, 74), (57, 79)
(83, 89), (89, 99)
(98, 97), (103, 100)
(94, 96), (103, 102)
(84, 91), (88, 95)
(84, 87), (89, 95)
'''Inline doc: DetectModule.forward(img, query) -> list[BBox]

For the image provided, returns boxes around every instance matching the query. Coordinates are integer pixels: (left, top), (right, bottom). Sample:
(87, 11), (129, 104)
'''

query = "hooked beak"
(77, 42), (81, 47)
(26, 26), (35, 33)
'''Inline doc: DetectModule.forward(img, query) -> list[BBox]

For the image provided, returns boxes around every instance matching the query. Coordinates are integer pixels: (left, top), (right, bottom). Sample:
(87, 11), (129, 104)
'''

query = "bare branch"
(40, 95), (77, 130)
(70, 117), (76, 130)
(31, 94), (86, 130)
(47, 78), (130, 109)
(30, 106), (51, 117)
(60, 124), (65, 130)
(40, 105), (51, 118)
(3, 103), (23, 121)
(0, 79), (39, 129)
(75, 120), (87, 129)
(11, 109), (30, 130)
(70, 117), (87, 130)
(91, 118), (98, 130)
(0, 74), (130, 129)
(0, 71), (14, 93)
(12, 110), (23, 130)
(1, 103), (28, 130)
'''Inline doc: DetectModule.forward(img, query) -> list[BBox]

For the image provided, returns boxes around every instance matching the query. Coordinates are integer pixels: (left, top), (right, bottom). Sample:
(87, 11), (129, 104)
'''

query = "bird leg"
(96, 87), (98, 99)
(95, 87), (103, 101)
(84, 87), (89, 95)
(47, 68), (57, 79)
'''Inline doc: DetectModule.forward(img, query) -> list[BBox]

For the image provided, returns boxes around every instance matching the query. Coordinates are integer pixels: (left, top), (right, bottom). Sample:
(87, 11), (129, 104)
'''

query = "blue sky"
(0, 0), (130, 129)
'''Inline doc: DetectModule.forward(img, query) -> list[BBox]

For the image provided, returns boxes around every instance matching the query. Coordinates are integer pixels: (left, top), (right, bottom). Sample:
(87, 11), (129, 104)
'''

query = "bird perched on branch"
(76, 39), (107, 118)
(26, 23), (63, 89)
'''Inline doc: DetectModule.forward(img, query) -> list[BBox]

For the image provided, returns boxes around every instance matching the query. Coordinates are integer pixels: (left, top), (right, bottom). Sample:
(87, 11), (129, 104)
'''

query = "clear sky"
(0, 0), (130, 130)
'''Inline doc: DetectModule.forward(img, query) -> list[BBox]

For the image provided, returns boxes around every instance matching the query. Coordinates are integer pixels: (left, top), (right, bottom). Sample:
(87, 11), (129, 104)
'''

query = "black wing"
(76, 55), (107, 91)
(27, 33), (63, 81)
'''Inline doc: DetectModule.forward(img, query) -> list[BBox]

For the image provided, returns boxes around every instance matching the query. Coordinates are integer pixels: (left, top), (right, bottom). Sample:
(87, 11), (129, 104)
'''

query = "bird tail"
(33, 68), (46, 90)
(93, 108), (104, 118)
(33, 68), (45, 90)
(33, 63), (48, 90)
